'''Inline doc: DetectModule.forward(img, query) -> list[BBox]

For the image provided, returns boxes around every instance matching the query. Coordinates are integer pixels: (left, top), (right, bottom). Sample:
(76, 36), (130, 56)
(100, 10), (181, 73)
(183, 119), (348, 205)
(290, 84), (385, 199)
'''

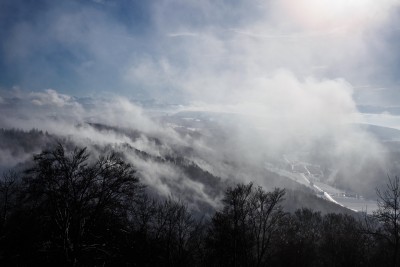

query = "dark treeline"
(0, 144), (399, 266)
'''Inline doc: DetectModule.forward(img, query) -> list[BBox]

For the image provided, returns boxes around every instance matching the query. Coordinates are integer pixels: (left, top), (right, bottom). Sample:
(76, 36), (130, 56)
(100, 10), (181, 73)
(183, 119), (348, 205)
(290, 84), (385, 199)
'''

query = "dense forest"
(0, 144), (399, 267)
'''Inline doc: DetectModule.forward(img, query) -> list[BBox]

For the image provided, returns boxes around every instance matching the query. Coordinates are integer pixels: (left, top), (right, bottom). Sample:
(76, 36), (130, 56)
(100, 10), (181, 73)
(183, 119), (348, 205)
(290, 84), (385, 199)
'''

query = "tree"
(0, 171), (18, 231)
(319, 213), (368, 267)
(206, 183), (286, 267)
(207, 183), (254, 267)
(22, 144), (142, 265)
(272, 208), (322, 267)
(151, 198), (198, 267)
(128, 197), (201, 267)
(373, 175), (400, 267)
(248, 186), (286, 267)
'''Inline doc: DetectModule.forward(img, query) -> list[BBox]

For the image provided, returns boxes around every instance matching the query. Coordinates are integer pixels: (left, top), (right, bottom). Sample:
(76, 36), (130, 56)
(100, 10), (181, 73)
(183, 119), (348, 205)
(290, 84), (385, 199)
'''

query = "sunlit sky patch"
(281, 0), (395, 30)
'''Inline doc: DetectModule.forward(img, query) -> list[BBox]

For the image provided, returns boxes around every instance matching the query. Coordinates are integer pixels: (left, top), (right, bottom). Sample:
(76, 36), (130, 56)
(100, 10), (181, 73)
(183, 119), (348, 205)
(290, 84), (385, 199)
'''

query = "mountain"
(0, 123), (359, 216)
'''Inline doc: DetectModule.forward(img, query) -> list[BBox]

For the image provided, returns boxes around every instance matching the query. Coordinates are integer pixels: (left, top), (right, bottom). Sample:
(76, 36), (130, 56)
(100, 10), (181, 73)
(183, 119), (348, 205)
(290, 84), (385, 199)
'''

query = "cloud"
(30, 89), (80, 107)
(1, 0), (400, 204)
(0, 87), (222, 208)
(167, 32), (199, 38)
(1, 0), (399, 103)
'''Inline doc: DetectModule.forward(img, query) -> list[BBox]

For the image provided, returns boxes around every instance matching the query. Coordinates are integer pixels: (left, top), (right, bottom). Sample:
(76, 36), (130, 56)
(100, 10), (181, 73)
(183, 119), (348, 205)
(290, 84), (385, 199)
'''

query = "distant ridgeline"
(0, 128), (58, 171)
(0, 128), (54, 152)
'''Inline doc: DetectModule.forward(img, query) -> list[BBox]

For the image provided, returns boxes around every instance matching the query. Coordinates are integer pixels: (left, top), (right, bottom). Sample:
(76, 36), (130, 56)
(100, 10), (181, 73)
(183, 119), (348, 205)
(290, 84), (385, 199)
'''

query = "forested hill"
(0, 127), (354, 215)
(0, 143), (397, 266)
(0, 128), (56, 171)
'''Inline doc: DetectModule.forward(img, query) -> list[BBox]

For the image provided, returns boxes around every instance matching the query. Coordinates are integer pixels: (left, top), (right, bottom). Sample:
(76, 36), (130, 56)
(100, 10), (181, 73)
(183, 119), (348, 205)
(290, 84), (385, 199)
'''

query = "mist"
(1, 0), (400, 207)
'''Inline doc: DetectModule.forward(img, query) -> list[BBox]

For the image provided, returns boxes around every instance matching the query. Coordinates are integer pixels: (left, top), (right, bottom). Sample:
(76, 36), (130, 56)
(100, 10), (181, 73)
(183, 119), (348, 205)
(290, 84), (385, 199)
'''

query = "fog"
(1, 0), (400, 207)
(0, 85), (392, 204)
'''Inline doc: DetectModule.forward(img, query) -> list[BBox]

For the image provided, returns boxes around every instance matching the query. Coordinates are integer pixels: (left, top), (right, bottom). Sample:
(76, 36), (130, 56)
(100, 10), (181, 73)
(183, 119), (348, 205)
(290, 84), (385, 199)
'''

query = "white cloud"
(2, 0), (400, 203)
(30, 89), (77, 107)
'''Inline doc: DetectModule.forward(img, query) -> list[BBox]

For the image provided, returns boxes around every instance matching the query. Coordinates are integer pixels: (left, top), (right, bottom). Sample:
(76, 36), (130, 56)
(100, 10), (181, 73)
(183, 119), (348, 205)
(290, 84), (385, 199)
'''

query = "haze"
(1, 0), (400, 210)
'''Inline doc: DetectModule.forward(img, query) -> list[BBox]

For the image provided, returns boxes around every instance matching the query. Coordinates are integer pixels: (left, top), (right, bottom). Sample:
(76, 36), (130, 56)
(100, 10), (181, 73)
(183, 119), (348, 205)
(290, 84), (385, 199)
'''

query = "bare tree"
(152, 198), (196, 267)
(207, 183), (285, 267)
(0, 171), (18, 231)
(249, 186), (286, 267)
(24, 144), (142, 265)
(374, 175), (400, 267)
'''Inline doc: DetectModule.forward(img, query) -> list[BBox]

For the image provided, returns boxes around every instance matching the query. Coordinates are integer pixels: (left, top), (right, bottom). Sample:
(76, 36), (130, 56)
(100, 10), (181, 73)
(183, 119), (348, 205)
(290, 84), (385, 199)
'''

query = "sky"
(1, 0), (400, 108)
(1, 0), (400, 203)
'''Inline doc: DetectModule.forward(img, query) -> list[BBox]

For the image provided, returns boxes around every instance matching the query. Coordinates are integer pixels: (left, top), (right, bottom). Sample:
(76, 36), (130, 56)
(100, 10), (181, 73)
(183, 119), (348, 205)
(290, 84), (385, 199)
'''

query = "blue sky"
(1, 0), (400, 108)
(1, 0), (156, 96)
